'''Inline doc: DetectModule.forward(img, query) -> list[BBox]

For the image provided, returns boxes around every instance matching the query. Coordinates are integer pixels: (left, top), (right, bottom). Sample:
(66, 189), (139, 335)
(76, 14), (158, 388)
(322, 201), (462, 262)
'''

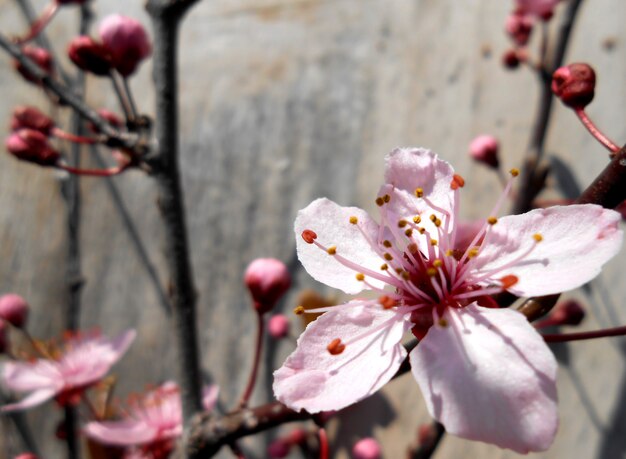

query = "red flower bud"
(468, 135), (500, 169)
(268, 314), (290, 339)
(6, 129), (60, 166)
(0, 293), (29, 328)
(11, 106), (55, 135)
(552, 63), (596, 109)
(68, 36), (113, 76)
(549, 300), (586, 326)
(14, 46), (53, 83)
(505, 12), (533, 46)
(502, 49), (522, 69)
(244, 258), (291, 314)
(98, 15), (152, 77)
(352, 437), (381, 459)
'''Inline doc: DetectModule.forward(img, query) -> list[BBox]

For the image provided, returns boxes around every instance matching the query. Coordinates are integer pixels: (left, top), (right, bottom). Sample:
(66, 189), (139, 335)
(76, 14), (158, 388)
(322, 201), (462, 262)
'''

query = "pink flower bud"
(68, 36), (113, 76)
(552, 63), (596, 109)
(14, 46), (53, 83)
(505, 11), (533, 46)
(550, 300), (585, 326)
(502, 49), (522, 69)
(468, 135), (500, 169)
(352, 437), (381, 459)
(0, 293), (29, 328)
(11, 106), (55, 135)
(13, 454), (38, 459)
(98, 15), (152, 77)
(6, 129), (60, 166)
(244, 258), (291, 314)
(516, 0), (560, 18)
(0, 320), (8, 354)
(267, 439), (290, 458)
(268, 314), (290, 339)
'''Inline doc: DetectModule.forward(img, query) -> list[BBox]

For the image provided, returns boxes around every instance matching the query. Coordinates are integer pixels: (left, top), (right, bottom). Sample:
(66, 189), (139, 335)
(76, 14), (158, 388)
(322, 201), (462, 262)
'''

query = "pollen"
(450, 174), (465, 190)
(327, 338), (346, 355)
(355, 273), (365, 281)
(509, 168), (520, 177)
(293, 306), (305, 315)
(301, 230), (317, 244)
(398, 219), (408, 228)
(326, 246), (337, 255)
(413, 215), (421, 224)
(533, 233), (543, 242)
(487, 216), (498, 225)
(500, 274), (519, 289)
(379, 295), (397, 309)
(426, 267), (438, 277)
(383, 240), (392, 248)
(380, 263), (389, 271)
(375, 197), (385, 206)
(384, 253), (393, 261)
(349, 216), (358, 224)
(433, 259), (443, 268)
(415, 187), (424, 198)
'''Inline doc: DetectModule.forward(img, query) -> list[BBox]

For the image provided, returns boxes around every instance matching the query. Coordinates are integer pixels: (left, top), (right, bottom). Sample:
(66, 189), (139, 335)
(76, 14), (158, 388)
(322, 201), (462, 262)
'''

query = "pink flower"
(83, 381), (218, 458)
(1, 330), (136, 411)
(273, 148), (622, 452)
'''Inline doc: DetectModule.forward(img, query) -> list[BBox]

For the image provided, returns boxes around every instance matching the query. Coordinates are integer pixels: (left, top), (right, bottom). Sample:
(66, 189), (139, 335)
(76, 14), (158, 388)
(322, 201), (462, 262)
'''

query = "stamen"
(327, 338), (346, 355)
(467, 247), (479, 258)
(500, 275), (519, 289)
(383, 194), (391, 203)
(293, 306), (305, 315)
(426, 267), (437, 277)
(430, 239), (438, 246)
(398, 219), (408, 228)
(405, 229), (413, 237)
(384, 253), (393, 261)
(414, 187), (424, 198)
(379, 295), (397, 309)
(487, 216), (498, 225)
(380, 263), (389, 271)
(375, 197), (385, 206)
(450, 174), (465, 190)
(438, 318), (449, 327)
(355, 273), (365, 281)
(533, 233), (543, 242)
(413, 215), (421, 224)
(433, 259), (443, 268)
(326, 246), (337, 255)
(383, 240), (392, 248)
(509, 168), (520, 177)
(407, 243), (418, 254)
(349, 216), (358, 224)
(302, 230), (317, 244)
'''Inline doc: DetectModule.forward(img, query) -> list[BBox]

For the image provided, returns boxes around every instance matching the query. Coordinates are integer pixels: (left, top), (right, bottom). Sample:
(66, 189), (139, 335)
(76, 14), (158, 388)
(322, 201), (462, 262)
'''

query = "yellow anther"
(395, 268), (403, 274)
(384, 253), (393, 261)
(398, 219), (408, 228)
(355, 273), (365, 281)
(349, 216), (358, 224)
(430, 239), (438, 246)
(426, 267), (437, 277)
(383, 194), (391, 203)
(487, 216), (498, 225)
(401, 271), (410, 281)
(438, 318), (449, 327)
(434, 218), (442, 227)
(415, 187), (424, 198)
(375, 197), (385, 207)
(293, 306), (305, 315)
(413, 215), (422, 224)
(533, 233), (543, 242)
(405, 229), (413, 237)
(326, 246), (337, 255)
(445, 249), (454, 257)
(510, 168), (520, 177)
(430, 214), (437, 222)
(433, 259), (443, 268)
(418, 227), (426, 234)
(407, 243), (418, 254)
(380, 263), (389, 271)
(383, 240), (392, 248)
(468, 247), (479, 258)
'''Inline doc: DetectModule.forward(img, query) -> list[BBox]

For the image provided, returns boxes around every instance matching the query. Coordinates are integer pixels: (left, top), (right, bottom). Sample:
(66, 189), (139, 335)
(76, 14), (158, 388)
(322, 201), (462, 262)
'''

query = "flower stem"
(58, 163), (126, 176)
(238, 312), (265, 408)
(574, 108), (620, 156)
(13, 1), (58, 45)
(543, 325), (626, 342)
(52, 127), (98, 144)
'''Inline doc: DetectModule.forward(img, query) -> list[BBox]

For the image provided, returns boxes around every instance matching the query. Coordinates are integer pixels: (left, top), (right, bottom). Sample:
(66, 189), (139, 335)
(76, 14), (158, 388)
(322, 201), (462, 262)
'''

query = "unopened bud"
(68, 36), (113, 76)
(268, 314), (290, 339)
(516, 0), (560, 18)
(505, 11), (533, 46)
(468, 135), (499, 169)
(550, 299), (586, 326)
(11, 106), (54, 135)
(502, 49), (521, 69)
(552, 63), (596, 109)
(98, 15), (152, 77)
(14, 46), (53, 83)
(6, 129), (60, 166)
(0, 294), (29, 328)
(244, 258), (291, 314)
(352, 438), (381, 459)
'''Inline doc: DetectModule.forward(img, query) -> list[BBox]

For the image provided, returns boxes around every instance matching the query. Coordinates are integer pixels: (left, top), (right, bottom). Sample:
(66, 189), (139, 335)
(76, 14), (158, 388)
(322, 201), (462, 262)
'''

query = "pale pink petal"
(1, 388), (59, 412)
(274, 302), (408, 413)
(202, 385), (219, 412)
(453, 219), (484, 252)
(471, 205), (622, 296)
(295, 199), (385, 294)
(83, 419), (158, 446)
(2, 360), (63, 392)
(410, 304), (558, 453)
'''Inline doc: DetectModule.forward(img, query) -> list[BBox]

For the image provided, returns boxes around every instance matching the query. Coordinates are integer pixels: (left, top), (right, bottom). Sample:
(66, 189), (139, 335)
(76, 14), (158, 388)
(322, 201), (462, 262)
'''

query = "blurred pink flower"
(84, 381), (218, 458)
(274, 148), (622, 452)
(1, 330), (136, 411)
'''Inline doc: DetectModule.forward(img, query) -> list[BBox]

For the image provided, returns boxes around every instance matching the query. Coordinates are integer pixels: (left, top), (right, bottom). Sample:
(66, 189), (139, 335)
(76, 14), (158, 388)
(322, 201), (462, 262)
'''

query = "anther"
(445, 249), (454, 257)
(401, 271), (410, 281)
(327, 338), (346, 355)
(533, 233), (543, 242)
(418, 227), (426, 234)
(327, 246), (337, 255)
(430, 239), (438, 246)
(413, 215), (422, 224)
(467, 247), (479, 258)
(487, 216), (498, 225)
(430, 214), (437, 222)
(407, 243), (418, 254)
(434, 218), (442, 227)
(509, 168), (520, 177)
(383, 240), (392, 248)
(398, 219), (408, 228)
(426, 268), (437, 277)
(450, 174), (465, 190)
(379, 295), (397, 309)
(293, 306), (305, 315)
(384, 253), (393, 261)
(383, 194), (391, 203)
(433, 259), (443, 268)
(380, 263), (389, 271)
(355, 273), (365, 281)
(500, 275), (519, 289)
(415, 187), (424, 198)
(405, 229), (413, 237)
(375, 197), (385, 206)
(301, 230), (317, 244)
(349, 216), (358, 224)
(438, 318), (449, 327)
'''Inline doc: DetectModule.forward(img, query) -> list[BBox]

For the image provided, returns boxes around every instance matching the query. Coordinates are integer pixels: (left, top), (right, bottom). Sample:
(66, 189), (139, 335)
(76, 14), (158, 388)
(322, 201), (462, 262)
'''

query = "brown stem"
(542, 325), (626, 342)
(238, 312), (265, 408)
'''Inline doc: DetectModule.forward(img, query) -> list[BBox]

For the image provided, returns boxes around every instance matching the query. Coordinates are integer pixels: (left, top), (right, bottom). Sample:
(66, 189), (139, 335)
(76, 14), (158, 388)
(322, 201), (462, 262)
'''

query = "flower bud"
(505, 12), (533, 46)
(68, 36), (113, 76)
(502, 49), (521, 69)
(268, 314), (290, 339)
(550, 299), (585, 326)
(98, 15), (152, 77)
(244, 258), (291, 314)
(352, 438), (381, 459)
(14, 46), (53, 83)
(11, 106), (55, 135)
(516, 0), (560, 18)
(552, 63), (596, 109)
(0, 294), (29, 328)
(468, 135), (499, 169)
(6, 129), (60, 166)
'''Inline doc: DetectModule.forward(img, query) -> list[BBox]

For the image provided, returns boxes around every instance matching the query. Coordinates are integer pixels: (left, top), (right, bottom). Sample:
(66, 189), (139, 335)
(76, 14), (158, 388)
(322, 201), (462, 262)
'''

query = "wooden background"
(0, 0), (625, 457)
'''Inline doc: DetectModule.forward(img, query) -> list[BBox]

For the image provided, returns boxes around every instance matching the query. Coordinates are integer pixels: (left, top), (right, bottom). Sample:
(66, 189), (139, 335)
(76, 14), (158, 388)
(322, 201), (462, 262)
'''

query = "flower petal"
(410, 304), (558, 453)
(471, 205), (622, 296)
(1, 388), (59, 412)
(273, 302), (408, 413)
(83, 419), (159, 446)
(2, 360), (63, 392)
(202, 384), (219, 412)
(295, 198), (386, 294)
